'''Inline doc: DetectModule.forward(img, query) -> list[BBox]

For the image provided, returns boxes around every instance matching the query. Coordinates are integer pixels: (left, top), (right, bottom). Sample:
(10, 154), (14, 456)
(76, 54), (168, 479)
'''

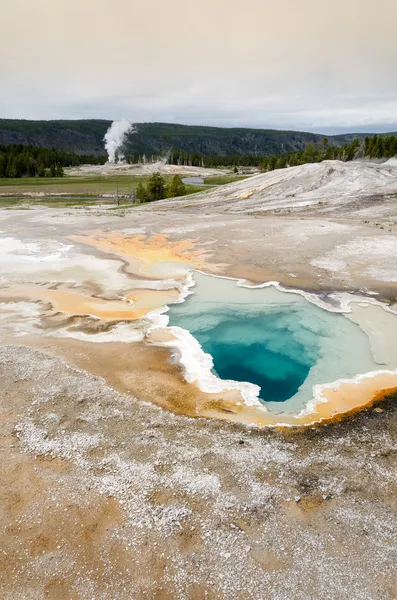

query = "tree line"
(166, 149), (261, 168)
(136, 173), (186, 202)
(125, 151), (261, 168)
(1, 133), (396, 179)
(165, 135), (397, 170)
(259, 135), (397, 172)
(0, 144), (106, 178)
(364, 134), (397, 159)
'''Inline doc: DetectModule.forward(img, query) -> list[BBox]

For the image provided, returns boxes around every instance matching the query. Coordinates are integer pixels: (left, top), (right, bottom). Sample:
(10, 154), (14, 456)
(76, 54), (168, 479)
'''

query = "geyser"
(104, 119), (134, 163)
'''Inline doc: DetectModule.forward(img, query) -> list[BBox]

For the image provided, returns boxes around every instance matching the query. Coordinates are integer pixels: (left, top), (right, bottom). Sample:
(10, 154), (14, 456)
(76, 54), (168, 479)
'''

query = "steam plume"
(104, 119), (134, 163)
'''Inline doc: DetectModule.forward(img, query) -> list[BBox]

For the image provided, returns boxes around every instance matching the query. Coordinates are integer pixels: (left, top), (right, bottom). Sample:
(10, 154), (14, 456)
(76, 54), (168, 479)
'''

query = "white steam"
(104, 119), (134, 163)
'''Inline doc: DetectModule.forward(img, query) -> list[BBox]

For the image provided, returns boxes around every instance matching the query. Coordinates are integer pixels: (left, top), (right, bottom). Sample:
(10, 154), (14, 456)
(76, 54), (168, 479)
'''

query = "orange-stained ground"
(1, 230), (396, 429)
(20, 333), (397, 430)
(146, 328), (397, 427)
(70, 232), (222, 278)
(0, 284), (180, 321)
(189, 373), (397, 428)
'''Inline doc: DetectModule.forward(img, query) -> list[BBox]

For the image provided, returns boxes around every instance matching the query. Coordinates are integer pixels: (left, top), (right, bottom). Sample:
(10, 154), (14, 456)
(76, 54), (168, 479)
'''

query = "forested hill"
(0, 120), (111, 155)
(122, 123), (348, 158)
(0, 119), (390, 157)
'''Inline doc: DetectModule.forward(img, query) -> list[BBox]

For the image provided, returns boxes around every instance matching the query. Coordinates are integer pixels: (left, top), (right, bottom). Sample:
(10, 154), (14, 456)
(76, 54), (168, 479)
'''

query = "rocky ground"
(153, 159), (397, 220)
(0, 158), (396, 598)
(1, 345), (396, 599)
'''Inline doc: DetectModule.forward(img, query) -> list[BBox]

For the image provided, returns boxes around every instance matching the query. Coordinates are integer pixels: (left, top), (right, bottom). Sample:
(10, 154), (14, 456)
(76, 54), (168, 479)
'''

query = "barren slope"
(155, 160), (397, 220)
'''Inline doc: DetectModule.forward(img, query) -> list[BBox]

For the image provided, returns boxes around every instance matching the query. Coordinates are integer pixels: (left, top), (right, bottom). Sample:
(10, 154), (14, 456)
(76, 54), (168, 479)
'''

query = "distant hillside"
(120, 123), (369, 158)
(0, 120), (111, 155)
(0, 119), (389, 157)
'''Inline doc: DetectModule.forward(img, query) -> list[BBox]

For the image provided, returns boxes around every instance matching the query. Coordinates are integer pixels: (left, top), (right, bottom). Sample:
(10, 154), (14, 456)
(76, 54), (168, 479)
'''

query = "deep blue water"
(166, 272), (379, 409)
(197, 315), (316, 402)
(168, 303), (319, 403)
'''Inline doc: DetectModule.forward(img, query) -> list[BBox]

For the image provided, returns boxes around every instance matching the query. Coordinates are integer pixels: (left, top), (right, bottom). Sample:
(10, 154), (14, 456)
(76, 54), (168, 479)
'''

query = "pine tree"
(322, 137), (329, 158)
(391, 136), (397, 157)
(275, 155), (287, 170)
(364, 136), (371, 156)
(369, 135), (379, 158)
(9, 157), (19, 178)
(56, 163), (64, 177)
(324, 146), (336, 160)
(27, 157), (37, 177)
(377, 137), (384, 158)
(0, 155), (7, 178)
(260, 157), (269, 171)
(167, 175), (186, 198)
(147, 172), (166, 201)
(136, 181), (149, 202)
(268, 156), (277, 171)
(302, 143), (320, 163)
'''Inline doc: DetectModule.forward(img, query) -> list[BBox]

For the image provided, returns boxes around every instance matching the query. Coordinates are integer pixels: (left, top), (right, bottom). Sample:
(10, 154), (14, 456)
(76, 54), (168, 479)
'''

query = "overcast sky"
(1, 0), (396, 133)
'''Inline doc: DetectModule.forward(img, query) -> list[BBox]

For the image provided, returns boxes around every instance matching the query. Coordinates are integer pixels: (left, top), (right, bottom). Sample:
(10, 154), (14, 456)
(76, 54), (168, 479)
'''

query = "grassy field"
(0, 173), (211, 209)
(0, 175), (171, 196)
(0, 174), (208, 199)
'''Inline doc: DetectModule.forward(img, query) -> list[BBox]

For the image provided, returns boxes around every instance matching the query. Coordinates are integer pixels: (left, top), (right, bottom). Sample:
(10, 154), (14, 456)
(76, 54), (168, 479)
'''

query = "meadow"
(0, 173), (210, 209)
(0, 174), (208, 196)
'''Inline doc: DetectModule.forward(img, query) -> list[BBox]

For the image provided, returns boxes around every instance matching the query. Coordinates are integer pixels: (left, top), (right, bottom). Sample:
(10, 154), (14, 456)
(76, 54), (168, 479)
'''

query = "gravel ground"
(1, 160), (397, 598)
(1, 345), (396, 599)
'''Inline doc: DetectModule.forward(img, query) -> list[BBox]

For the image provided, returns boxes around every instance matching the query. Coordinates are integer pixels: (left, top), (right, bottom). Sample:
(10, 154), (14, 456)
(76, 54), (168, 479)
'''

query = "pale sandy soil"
(153, 159), (397, 220)
(0, 159), (397, 598)
(65, 162), (230, 177)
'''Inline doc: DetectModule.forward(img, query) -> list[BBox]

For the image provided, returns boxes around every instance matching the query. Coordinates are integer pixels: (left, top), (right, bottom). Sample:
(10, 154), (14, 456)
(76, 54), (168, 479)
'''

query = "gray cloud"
(0, 0), (396, 133)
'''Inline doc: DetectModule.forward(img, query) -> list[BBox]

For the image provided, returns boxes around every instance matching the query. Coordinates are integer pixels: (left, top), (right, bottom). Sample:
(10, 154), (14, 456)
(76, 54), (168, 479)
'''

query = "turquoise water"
(167, 273), (380, 412)
(194, 311), (317, 403)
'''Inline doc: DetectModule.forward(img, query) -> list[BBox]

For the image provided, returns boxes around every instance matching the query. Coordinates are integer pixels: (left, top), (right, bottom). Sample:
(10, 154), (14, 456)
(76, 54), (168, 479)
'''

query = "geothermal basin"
(0, 218), (397, 428)
(151, 271), (397, 425)
(1, 165), (397, 598)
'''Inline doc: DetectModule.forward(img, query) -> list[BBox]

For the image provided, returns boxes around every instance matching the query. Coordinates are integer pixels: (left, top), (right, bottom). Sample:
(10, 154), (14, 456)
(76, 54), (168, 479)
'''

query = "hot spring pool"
(166, 272), (384, 413)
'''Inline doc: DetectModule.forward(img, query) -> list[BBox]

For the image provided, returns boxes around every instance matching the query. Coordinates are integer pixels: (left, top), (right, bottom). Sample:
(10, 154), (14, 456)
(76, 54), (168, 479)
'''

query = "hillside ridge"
(0, 119), (393, 157)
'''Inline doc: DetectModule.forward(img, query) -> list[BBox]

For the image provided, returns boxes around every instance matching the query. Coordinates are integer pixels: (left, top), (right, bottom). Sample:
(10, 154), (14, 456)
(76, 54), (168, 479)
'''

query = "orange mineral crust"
(194, 372), (397, 427)
(70, 232), (220, 278)
(0, 284), (180, 322)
